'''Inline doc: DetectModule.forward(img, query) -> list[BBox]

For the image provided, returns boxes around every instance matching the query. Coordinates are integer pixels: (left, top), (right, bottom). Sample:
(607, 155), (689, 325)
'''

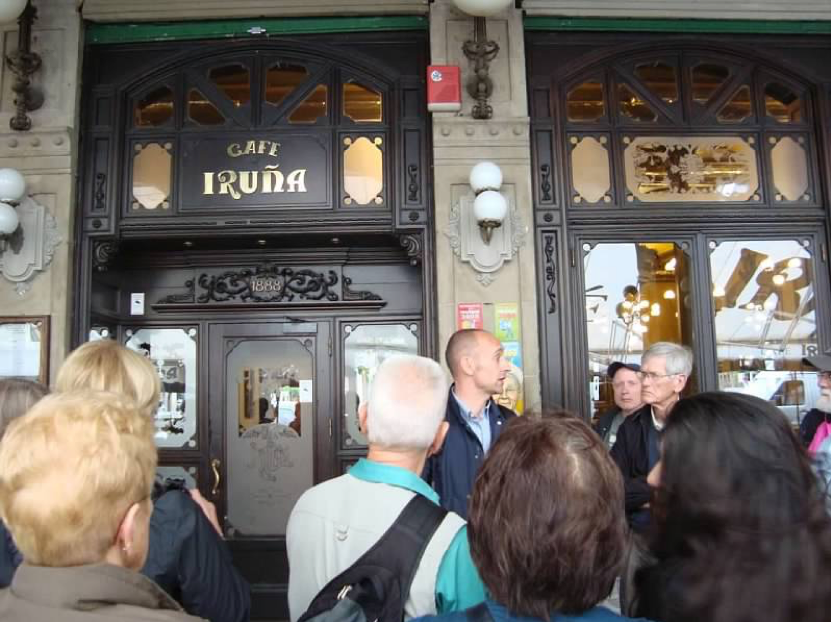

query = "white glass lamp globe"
(452, 0), (512, 17)
(469, 161), (503, 193)
(0, 0), (27, 24)
(0, 201), (19, 235)
(473, 189), (508, 222)
(0, 168), (26, 202)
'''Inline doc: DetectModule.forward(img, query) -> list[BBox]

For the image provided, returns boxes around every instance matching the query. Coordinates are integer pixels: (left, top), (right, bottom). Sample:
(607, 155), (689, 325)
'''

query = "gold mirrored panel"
(343, 136), (383, 205)
(583, 242), (694, 419)
(344, 82), (383, 123)
(209, 64), (251, 107)
(134, 85), (174, 127)
(634, 62), (678, 105)
(717, 85), (752, 123)
(188, 89), (225, 126)
(618, 83), (657, 123)
(132, 143), (172, 210)
(711, 240), (817, 426)
(771, 137), (809, 201)
(342, 324), (419, 448)
(567, 80), (605, 123)
(289, 84), (328, 124)
(571, 136), (611, 204)
(266, 62), (309, 107)
(125, 327), (198, 449)
(691, 63), (730, 105)
(765, 82), (802, 123)
(624, 136), (758, 202)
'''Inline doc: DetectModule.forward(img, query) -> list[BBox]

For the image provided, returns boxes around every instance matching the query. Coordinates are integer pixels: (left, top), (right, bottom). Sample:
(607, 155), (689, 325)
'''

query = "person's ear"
(458, 352), (477, 376)
(114, 501), (142, 567)
(358, 402), (369, 435)
(672, 374), (688, 394)
(428, 421), (449, 457)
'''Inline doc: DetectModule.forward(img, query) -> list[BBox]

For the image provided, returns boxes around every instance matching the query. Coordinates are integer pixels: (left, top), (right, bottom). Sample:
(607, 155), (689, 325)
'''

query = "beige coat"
(0, 562), (205, 622)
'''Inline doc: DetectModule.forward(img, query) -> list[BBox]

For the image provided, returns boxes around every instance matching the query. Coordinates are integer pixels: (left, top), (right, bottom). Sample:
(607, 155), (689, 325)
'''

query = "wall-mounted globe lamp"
(470, 161), (507, 244)
(0, 167), (26, 251)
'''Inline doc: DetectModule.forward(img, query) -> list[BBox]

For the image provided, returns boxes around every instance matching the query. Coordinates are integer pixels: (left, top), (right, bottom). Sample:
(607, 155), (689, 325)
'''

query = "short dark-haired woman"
(633, 391), (831, 622)
(414, 414), (653, 622)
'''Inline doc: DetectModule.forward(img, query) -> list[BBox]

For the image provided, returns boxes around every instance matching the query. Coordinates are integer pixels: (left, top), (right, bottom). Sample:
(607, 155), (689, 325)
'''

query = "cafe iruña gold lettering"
(202, 140), (307, 199)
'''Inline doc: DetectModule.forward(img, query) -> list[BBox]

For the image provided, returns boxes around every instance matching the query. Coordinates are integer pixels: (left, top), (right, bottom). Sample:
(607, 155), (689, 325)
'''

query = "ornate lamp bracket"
(6, 1), (43, 132)
(462, 16), (499, 120)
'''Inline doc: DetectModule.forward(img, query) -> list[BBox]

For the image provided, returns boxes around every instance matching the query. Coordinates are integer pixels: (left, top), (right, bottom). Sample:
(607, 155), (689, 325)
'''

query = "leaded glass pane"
(188, 89), (225, 126)
(210, 64), (251, 107)
(567, 80), (605, 123)
(266, 63), (308, 107)
(692, 63), (729, 105)
(132, 143), (171, 210)
(634, 62), (678, 105)
(135, 86), (173, 127)
(289, 85), (328, 124)
(765, 82), (802, 123)
(343, 82), (382, 123)
(717, 85), (752, 123)
(618, 83), (657, 123)
(343, 136), (383, 206)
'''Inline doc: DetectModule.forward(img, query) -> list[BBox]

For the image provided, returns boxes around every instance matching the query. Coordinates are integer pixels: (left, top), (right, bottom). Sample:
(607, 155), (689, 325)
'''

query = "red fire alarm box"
(427, 65), (461, 112)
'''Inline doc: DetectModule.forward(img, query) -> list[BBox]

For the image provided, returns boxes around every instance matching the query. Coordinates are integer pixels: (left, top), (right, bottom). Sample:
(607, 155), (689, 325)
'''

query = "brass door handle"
(211, 458), (221, 496)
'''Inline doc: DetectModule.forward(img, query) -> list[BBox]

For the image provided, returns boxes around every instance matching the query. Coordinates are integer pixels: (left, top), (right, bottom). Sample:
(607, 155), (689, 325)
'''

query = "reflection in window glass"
(343, 137), (383, 205)
(157, 466), (197, 490)
(618, 83), (657, 123)
(289, 84), (328, 124)
(711, 240), (817, 426)
(765, 82), (802, 123)
(567, 80), (605, 122)
(188, 89), (225, 126)
(343, 324), (419, 448)
(344, 82), (383, 123)
(692, 63), (730, 105)
(125, 327), (198, 449)
(133, 143), (172, 210)
(135, 86), (174, 127)
(634, 62), (678, 105)
(584, 242), (694, 419)
(209, 64), (251, 107)
(266, 62), (308, 107)
(717, 85), (752, 123)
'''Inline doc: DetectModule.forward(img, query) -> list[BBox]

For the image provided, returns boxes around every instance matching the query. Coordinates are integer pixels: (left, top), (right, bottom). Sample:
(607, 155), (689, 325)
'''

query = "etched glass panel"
(188, 89), (225, 126)
(717, 85), (752, 123)
(343, 324), (419, 448)
(624, 136), (758, 202)
(289, 84), (328, 124)
(266, 63), (308, 107)
(209, 64), (250, 107)
(132, 143), (171, 210)
(771, 137), (809, 201)
(226, 338), (314, 536)
(343, 136), (383, 205)
(634, 62), (678, 105)
(711, 240), (817, 426)
(134, 86), (173, 127)
(618, 84), (657, 123)
(567, 80), (605, 123)
(765, 83), (802, 123)
(584, 242), (694, 419)
(692, 63), (729, 105)
(125, 327), (198, 449)
(344, 82), (382, 123)
(571, 136), (611, 204)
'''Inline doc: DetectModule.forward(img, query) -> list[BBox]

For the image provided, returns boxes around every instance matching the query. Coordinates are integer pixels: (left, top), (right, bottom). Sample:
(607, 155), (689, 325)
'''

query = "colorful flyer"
(494, 303), (520, 342)
(456, 302), (484, 329)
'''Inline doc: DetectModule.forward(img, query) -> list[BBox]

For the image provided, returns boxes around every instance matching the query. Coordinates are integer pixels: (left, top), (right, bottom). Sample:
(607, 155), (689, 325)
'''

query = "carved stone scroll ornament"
(399, 233), (423, 266)
(92, 239), (119, 272)
(197, 265), (339, 303)
(0, 196), (62, 295)
(343, 277), (382, 301)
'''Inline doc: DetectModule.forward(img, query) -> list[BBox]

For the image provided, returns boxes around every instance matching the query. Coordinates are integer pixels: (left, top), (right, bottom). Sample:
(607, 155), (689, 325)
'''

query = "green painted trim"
(86, 16), (428, 45)
(524, 16), (831, 35)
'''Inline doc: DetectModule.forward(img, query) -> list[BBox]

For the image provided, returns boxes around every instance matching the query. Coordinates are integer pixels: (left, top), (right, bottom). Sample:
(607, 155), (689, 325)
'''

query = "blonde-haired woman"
(51, 340), (250, 622)
(0, 390), (203, 621)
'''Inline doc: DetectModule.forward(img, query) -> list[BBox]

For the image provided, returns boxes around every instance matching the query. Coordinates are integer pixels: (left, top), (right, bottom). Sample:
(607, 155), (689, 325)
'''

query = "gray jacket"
(0, 563), (205, 622)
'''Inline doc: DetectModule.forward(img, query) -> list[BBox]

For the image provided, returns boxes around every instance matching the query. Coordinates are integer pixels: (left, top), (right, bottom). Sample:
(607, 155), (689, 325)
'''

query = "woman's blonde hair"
(56, 340), (160, 417)
(0, 378), (48, 437)
(0, 391), (156, 566)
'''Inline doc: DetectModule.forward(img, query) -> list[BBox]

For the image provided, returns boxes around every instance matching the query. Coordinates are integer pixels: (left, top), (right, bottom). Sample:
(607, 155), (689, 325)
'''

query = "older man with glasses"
(610, 341), (693, 532)
(799, 355), (831, 448)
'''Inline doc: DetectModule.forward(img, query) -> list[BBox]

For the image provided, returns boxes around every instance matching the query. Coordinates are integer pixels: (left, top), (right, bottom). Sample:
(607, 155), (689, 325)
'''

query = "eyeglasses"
(636, 371), (679, 382)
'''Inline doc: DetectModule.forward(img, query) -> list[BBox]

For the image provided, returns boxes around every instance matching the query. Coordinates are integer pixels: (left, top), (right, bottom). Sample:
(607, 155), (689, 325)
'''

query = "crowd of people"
(2, 331), (831, 622)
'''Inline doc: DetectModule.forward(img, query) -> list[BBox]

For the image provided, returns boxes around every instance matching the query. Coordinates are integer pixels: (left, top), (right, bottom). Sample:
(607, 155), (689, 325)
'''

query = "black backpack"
(297, 493), (448, 622)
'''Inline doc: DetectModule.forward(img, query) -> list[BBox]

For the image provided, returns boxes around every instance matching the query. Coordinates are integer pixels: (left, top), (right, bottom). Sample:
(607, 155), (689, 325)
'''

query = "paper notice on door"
(299, 379), (313, 403)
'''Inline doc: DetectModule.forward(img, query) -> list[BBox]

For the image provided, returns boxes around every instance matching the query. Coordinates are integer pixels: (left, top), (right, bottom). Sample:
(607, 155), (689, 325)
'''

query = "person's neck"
(366, 447), (427, 476)
(453, 382), (489, 418)
(651, 395), (679, 423)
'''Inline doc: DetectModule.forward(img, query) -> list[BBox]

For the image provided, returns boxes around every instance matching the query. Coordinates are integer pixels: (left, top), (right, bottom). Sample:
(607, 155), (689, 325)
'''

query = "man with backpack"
(286, 354), (486, 622)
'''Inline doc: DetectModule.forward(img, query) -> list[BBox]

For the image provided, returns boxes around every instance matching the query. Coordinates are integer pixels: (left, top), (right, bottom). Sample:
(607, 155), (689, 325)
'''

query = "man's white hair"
(366, 354), (449, 451)
(642, 341), (694, 376)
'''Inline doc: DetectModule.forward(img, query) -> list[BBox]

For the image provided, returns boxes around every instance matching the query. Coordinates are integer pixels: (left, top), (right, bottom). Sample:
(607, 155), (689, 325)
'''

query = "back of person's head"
(365, 355), (448, 451)
(652, 391), (831, 622)
(0, 378), (48, 437)
(56, 340), (160, 418)
(642, 341), (693, 376)
(468, 413), (626, 619)
(0, 391), (156, 567)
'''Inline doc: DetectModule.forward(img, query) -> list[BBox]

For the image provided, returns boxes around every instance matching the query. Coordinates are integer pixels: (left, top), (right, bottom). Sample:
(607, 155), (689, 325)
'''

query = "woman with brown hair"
(413, 414), (653, 622)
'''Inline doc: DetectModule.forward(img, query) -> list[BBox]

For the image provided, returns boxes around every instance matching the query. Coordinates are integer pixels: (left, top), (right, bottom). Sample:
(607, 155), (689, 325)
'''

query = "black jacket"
(610, 405), (657, 517)
(422, 388), (516, 519)
(0, 520), (21, 588)
(594, 407), (623, 446)
(800, 408), (831, 447)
